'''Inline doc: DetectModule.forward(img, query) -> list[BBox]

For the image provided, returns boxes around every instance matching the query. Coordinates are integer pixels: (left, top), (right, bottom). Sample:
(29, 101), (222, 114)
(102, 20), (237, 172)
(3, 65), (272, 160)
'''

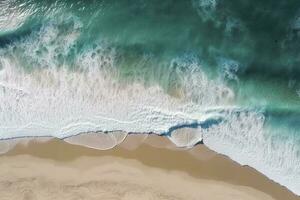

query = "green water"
(0, 0), (300, 193)
(1, 0), (300, 124)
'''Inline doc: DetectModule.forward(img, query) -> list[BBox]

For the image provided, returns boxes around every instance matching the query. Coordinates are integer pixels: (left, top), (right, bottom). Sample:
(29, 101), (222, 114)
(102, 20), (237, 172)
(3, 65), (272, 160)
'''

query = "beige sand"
(0, 134), (299, 200)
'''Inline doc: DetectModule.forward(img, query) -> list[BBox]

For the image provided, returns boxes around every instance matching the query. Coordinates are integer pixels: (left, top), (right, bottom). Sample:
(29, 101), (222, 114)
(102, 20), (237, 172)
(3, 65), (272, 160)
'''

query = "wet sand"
(0, 134), (299, 200)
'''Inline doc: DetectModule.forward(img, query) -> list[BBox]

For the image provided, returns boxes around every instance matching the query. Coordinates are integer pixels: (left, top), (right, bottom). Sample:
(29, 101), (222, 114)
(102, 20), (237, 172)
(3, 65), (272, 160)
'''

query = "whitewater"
(0, 0), (300, 196)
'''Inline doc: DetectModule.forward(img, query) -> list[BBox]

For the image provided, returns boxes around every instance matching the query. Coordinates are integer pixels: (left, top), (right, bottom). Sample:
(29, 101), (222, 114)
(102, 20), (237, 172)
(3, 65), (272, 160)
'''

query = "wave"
(0, 0), (33, 34)
(0, 11), (299, 196)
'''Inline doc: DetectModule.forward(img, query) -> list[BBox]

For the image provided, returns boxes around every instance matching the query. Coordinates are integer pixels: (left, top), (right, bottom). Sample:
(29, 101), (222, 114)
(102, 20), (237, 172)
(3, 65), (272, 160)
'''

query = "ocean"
(0, 0), (299, 195)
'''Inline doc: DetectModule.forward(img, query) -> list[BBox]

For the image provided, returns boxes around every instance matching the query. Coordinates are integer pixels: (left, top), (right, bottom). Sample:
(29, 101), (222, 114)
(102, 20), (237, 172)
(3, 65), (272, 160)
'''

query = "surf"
(0, 0), (299, 196)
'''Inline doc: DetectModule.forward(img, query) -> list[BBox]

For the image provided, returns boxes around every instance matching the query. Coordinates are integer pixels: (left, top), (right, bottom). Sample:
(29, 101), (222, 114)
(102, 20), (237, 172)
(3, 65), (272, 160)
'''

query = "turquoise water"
(0, 0), (299, 195)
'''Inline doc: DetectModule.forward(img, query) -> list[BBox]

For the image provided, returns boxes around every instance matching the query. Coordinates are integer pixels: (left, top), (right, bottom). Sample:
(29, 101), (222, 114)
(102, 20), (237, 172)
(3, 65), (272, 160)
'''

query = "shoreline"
(0, 134), (299, 200)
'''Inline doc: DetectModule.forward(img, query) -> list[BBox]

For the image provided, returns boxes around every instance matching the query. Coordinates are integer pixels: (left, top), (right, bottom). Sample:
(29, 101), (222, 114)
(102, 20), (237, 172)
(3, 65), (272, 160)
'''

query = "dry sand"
(0, 134), (299, 200)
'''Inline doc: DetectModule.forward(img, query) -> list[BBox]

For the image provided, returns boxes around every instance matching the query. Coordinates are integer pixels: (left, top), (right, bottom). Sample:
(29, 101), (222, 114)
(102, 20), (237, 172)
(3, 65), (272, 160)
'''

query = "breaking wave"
(0, 2), (299, 196)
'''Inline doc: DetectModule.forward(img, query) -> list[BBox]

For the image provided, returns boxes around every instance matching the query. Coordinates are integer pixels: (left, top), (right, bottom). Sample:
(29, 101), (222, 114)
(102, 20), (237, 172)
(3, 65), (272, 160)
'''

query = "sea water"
(0, 0), (299, 195)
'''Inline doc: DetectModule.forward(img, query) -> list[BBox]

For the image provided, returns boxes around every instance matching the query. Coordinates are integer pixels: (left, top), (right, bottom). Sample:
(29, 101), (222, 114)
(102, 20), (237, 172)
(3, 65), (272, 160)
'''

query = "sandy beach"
(0, 134), (299, 200)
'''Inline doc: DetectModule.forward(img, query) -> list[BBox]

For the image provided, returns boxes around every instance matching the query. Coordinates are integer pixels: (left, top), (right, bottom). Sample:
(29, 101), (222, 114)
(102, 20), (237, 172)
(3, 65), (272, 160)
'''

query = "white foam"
(0, 16), (299, 196)
(203, 112), (300, 195)
(0, 0), (32, 33)
(0, 16), (234, 140)
(0, 56), (228, 139)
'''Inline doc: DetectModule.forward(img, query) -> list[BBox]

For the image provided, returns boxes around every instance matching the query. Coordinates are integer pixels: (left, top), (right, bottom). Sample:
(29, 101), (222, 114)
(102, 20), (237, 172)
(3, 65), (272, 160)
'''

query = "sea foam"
(0, 0), (33, 33)
(0, 16), (233, 139)
(0, 16), (299, 195)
